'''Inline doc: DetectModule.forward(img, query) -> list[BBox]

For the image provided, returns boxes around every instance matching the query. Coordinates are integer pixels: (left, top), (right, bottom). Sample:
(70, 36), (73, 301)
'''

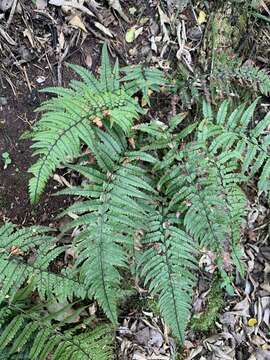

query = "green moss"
(190, 279), (224, 333)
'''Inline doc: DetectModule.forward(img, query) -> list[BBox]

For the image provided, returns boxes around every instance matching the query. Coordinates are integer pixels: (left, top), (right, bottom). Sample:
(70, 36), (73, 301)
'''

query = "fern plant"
(0, 223), (114, 359)
(211, 59), (270, 98)
(28, 43), (165, 204)
(25, 43), (270, 348)
(137, 114), (247, 286)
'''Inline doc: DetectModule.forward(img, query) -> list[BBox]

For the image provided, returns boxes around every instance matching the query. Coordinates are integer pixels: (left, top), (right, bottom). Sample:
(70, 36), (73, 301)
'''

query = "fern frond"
(211, 59), (270, 97)
(201, 99), (270, 197)
(59, 128), (154, 324)
(0, 303), (114, 360)
(0, 223), (85, 304)
(138, 211), (197, 343)
(158, 141), (247, 252)
(28, 44), (147, 204)
(121, 64), (166, 103)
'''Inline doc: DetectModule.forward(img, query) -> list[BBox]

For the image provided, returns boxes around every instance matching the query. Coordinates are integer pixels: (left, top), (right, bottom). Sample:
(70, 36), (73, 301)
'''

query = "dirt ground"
(0, 0), (160, 225)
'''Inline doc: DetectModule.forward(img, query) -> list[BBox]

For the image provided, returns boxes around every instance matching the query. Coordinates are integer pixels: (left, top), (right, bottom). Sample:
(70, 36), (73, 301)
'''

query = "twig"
(22, 66), (32, 92)
(6, 0), (18, 29)
(0, 25), (17, 46)
(4, 76), (17, 97)
(189, 0), (202, 34)
(57, 31), (78, 86)
(49, 0), (95, 18)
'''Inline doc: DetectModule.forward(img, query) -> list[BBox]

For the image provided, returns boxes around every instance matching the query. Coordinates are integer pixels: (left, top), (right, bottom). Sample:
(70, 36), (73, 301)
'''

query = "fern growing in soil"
(28, 43), (164, 204)
(1, 43), (266, 355)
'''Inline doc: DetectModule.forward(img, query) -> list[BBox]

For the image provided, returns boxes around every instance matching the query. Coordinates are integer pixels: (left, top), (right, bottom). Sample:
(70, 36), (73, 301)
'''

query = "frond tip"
(139, 212), (197, 343)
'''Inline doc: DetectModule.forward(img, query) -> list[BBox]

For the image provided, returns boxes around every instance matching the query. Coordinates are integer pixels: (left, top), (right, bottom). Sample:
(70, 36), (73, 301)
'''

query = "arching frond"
(0, 223), (85, 304)
(0, 303), (114, 360)
(138, 211), (197, 343)
(59, 128), (155, 324)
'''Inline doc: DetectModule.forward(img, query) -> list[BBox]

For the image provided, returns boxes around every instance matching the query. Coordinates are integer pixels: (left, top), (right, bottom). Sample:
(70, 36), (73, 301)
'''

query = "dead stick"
(6, 0), (18, 28)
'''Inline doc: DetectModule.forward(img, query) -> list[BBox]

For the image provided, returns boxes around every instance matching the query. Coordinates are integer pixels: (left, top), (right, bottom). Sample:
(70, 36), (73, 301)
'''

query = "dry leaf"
(125, 27), (136, 43)
(85, 54), (92, 68)
(129, 6), (136, 15)
(69, 14), (87, 32)
(248, 318), (258, 327)
(109, 0), (130, 22)
(53, 174), (72, 188)
(59, 31), (65, 49)
(23, 29), (35, 48)
(158, 6), (170, 43)
(125, 27), (143, 43)
(35, 0), (47, 9)
(93, 117), (103, 128)
(49, 0), (94, 17)
(94, 22), (113, 37)
(0, 26), (17, 45)
(9, 246), (23, 256)
(197, 10), (207, 25)
(128, 137), (136, 149)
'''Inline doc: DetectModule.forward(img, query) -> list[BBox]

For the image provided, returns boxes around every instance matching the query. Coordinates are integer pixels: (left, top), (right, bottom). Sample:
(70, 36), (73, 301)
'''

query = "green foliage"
(138, 211), (197, 342)
(25, 43), (270, 348)
(137, 112), (247, 288)
(28, 43), (165, 204)
(0, 222), (114, 359)
(201, 99), (270, 196)
(0, 301), (114, 360)
(173, 60), (270, 109)
(211, 60), (270, 98)
(58, 125), (155, 324)
(0, 223), (85, 304)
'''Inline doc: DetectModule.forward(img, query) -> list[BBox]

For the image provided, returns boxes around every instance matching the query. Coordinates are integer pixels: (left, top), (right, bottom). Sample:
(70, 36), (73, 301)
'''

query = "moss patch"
(190, 279), (224, 333)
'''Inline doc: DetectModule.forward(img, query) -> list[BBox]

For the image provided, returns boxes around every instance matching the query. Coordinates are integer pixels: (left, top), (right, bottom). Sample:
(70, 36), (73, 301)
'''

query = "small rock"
(0, 97), (7, 106)
(36, 76), (46, 84)
(0, 0), (13, 12)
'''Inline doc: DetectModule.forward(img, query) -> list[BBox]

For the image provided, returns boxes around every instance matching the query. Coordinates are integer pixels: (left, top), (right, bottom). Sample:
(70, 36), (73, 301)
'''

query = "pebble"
(0, 97), (7, 106)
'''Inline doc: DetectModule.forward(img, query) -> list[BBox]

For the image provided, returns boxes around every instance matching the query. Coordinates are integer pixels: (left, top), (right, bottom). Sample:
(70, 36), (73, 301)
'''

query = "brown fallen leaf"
(94, 22), (114, 38)
(93, 116), (103, 128)
(69, 14), (87, 32)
